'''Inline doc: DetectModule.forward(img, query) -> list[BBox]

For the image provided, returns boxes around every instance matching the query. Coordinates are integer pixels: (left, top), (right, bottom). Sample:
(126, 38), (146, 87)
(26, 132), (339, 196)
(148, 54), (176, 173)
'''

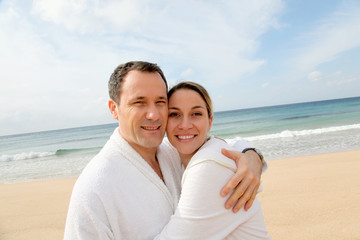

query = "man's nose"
(146, 104), (160, 120)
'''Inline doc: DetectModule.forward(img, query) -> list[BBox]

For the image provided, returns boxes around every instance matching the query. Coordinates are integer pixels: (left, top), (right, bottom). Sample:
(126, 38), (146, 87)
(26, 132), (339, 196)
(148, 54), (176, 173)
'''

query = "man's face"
(109, 70), (168, 154)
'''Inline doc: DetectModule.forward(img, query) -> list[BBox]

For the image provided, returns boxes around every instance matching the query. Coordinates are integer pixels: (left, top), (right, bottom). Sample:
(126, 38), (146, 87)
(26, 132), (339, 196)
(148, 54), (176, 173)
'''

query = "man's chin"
(141, 137), (163, 149)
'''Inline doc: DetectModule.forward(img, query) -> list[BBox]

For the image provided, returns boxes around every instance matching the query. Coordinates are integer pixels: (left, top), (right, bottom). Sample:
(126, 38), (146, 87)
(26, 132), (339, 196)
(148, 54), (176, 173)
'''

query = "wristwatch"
(242, 148), (264, 165)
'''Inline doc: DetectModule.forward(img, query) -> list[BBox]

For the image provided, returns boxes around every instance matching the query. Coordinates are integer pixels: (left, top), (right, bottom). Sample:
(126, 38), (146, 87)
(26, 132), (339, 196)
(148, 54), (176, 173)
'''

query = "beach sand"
(258, 150), (360, 240)
(0, 150), (359, 240)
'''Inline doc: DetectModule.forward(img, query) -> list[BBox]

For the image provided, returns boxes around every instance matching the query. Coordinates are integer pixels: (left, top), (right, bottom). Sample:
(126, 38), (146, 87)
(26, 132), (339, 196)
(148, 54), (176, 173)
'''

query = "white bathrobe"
(155, 137), (270, 240)
(64, 128), (183, 240)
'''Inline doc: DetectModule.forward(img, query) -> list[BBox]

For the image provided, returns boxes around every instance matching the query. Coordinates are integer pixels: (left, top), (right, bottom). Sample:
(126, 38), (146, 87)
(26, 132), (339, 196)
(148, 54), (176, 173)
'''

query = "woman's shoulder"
(188, 136), (236, 170)
(202, 136), (228, 151)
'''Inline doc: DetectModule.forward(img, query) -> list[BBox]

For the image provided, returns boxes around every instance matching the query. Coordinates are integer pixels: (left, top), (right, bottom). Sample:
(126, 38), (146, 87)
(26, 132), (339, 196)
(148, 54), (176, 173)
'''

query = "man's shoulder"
(73, 142), (129, 191)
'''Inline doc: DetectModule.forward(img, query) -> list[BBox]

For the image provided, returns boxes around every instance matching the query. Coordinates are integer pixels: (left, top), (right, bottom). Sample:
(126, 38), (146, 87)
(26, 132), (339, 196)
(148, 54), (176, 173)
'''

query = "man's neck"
(123, 138), (164, 182)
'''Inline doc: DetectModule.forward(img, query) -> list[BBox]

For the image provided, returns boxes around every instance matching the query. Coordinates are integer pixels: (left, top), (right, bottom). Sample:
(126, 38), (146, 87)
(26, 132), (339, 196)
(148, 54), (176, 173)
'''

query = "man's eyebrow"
(129, 96), (146, 102)
(129, 96), (167, 102)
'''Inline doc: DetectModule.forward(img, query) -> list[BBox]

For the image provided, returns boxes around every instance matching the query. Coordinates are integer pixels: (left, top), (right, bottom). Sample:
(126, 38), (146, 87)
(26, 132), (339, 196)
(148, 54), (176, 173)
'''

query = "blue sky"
(1, 0), (360, 136)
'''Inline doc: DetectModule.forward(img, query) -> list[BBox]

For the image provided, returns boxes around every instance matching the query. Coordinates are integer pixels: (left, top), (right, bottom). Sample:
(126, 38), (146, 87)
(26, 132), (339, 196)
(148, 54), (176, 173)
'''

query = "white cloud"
(262, 82), (270, 88)
(308, 71), (323, 82)
(2, 0), (359, 135)
(181, 68), (194, 78)
(307, 70), (359, 87)
(31, 0), (284, 84)
(327, 75), (360, 86)
(294, 1), (360, 72)
(0, 0), (285, 135)
(31, 0), (139, 33)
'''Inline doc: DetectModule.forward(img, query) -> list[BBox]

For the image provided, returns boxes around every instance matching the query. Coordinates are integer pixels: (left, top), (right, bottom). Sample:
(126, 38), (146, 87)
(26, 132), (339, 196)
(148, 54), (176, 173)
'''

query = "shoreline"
(1, 150), (360, 239)
(2, 148), (359, 185)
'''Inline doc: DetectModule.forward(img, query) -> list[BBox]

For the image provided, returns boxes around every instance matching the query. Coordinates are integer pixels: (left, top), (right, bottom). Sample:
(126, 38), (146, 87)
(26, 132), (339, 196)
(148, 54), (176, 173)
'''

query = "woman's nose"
(179, 117), (193, 129)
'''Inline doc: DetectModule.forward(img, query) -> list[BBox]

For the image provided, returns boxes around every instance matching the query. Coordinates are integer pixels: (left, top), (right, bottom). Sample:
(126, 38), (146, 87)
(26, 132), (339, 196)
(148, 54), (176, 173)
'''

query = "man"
(64, 61), (266, 239)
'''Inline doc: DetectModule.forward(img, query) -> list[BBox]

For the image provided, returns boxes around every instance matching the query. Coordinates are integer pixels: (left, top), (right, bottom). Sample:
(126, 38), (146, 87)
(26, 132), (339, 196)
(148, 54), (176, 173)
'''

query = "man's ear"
(108, 99), (119, 120)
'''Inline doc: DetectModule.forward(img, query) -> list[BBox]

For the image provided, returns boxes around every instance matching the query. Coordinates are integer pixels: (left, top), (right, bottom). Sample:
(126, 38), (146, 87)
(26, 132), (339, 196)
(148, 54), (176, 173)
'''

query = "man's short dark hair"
(108, 61), (168, 104)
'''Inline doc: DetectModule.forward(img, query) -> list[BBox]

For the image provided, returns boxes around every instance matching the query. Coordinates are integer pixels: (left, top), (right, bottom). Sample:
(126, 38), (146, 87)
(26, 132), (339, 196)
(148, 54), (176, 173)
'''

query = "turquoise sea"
(1, 96), (359, 183)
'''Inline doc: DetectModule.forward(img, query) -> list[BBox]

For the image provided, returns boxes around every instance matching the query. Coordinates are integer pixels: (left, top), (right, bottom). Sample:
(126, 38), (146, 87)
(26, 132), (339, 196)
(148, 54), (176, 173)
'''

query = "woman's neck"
(179, 137), (210, 168)
(179, 153), (193, 168)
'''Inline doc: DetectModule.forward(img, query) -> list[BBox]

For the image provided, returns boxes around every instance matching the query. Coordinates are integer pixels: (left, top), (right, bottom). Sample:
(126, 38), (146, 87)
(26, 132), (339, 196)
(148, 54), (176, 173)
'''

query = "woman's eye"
(193, 112), (203, 116)
(169, 112), (179, 117)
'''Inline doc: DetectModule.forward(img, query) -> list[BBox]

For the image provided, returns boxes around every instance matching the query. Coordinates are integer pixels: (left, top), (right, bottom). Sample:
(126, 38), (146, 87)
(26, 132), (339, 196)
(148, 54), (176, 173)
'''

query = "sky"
(1, 0), (360, 136)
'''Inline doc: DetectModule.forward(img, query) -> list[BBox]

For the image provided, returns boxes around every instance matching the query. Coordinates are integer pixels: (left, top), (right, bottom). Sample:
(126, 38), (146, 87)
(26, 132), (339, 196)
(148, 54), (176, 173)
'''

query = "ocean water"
(1, 96), (359, 183)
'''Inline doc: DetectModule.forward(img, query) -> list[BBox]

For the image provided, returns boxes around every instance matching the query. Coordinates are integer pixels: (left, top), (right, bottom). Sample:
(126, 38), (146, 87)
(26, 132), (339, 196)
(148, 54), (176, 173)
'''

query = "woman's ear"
(208, 115), (213, 130)
(108, 99), (119, 120)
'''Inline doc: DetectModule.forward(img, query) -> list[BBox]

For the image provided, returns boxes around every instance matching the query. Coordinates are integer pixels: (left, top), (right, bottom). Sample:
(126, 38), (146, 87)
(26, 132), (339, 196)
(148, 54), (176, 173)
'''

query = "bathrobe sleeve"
(64, 179), (115, 240)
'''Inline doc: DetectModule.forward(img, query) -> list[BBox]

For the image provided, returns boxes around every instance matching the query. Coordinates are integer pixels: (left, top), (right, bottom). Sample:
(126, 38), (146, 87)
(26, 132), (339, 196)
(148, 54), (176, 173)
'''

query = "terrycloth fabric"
(64, 128), (182, 240)
(155, 137), (270, 240)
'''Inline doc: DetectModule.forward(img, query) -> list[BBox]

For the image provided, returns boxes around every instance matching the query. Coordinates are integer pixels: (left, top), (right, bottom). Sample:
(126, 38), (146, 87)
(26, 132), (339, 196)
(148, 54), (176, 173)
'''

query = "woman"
(156, 82), (270, 239)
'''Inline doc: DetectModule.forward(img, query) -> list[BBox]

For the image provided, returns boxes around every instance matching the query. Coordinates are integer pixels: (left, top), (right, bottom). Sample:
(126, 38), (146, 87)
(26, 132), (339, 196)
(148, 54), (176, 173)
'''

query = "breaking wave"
(227, 123), (360, 143)
(0, 147), (100, 162)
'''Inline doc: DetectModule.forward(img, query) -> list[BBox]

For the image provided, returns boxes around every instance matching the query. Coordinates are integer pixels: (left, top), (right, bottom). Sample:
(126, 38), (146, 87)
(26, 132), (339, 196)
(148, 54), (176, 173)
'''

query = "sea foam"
(0, 146), (102, 162)
(0, 151), (55, 162)
(226, 123), (360, 143)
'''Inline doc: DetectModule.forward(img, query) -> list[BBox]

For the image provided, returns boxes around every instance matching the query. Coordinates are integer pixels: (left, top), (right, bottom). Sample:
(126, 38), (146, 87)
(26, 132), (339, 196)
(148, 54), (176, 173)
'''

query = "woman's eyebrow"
(192, 105), (205, 110)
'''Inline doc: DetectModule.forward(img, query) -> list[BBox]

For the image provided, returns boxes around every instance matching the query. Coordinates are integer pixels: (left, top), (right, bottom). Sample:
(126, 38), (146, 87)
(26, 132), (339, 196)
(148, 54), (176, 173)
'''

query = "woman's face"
(167, 89), (213, 160)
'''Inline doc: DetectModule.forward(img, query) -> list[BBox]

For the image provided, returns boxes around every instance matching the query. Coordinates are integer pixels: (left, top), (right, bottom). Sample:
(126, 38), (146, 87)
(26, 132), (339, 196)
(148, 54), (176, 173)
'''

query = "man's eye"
(133, 101), (144, 105)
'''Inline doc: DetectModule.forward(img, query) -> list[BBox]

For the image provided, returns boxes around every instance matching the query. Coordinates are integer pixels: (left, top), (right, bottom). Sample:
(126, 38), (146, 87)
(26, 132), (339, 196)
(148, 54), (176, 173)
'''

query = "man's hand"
(220, 148), (262, 213)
